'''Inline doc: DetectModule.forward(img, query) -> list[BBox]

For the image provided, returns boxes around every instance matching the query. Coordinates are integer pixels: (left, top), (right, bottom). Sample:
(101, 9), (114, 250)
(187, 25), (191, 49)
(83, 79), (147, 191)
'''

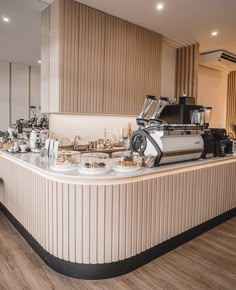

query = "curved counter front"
(0, 151), (235, 279)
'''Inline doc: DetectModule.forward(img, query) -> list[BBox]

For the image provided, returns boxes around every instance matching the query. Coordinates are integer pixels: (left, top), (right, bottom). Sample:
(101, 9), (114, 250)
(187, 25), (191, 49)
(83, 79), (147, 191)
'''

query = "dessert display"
(116, 160), (139, 167)
(79, 153), (111, 175)
(112, 152), (142, 172)
(52, 151), (80, 171)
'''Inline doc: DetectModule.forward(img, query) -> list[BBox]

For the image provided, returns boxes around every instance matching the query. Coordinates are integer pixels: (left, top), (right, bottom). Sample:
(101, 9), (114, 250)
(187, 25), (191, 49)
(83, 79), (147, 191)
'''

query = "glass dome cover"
(112, 151), (142, 172)
(80, 152), (111, 175)
(52, 151), (80, 171)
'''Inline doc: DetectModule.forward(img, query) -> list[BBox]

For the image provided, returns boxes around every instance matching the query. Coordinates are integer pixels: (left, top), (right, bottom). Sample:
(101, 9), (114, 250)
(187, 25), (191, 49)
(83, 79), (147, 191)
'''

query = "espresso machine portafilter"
(136, 95), (157, 126)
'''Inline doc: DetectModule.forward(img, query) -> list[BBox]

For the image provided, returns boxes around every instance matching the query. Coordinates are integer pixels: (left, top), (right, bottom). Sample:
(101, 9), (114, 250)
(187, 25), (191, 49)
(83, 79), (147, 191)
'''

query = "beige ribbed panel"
(103, 15), (127, 114)
(1, 155), (235, 265)
(56, 0), (162, 115)
(175, 43), (199, 100)
(59, 0), (105, 114)
(126, 24), (162, 115)
(226, 71), (236, 135)
(103, 18), (162, 115)
(126, 24), (146, 115)
(143, 30), (162, 115)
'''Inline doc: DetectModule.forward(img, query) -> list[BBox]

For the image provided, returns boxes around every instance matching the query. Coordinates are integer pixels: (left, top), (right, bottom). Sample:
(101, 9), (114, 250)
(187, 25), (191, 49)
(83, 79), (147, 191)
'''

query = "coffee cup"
(20, 144), (28, 152)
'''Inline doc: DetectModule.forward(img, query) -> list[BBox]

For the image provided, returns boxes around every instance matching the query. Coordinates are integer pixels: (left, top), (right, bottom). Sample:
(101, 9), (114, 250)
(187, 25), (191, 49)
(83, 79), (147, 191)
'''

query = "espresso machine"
(131, 95), (204, 166)
(131, 96), (232, 164)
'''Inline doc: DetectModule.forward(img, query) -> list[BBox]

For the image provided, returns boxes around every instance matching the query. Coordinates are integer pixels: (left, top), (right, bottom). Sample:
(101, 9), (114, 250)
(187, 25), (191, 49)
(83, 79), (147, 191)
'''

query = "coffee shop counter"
(0, 150), (235, 279)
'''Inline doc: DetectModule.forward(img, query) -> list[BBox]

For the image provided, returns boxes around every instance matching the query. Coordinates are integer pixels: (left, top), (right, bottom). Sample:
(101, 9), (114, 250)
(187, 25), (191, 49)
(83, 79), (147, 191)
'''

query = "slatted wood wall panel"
(175, 43), (199, 100)
(57, 0), (162, 115)
(126, 25), (162, 115)
(60, 0), (105, 114)
(103, 15), (127, 114)
(1, 154), (236, 265)
(126, 24), (146, 115)
(226, 71), (236, 136)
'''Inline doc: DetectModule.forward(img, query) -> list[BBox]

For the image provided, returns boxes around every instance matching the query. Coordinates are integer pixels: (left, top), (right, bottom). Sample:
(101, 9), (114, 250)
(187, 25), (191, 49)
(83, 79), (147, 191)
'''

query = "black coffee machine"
(202, 128), (233, 158)
(211, 128), (233, 157)
(159, 96), (203, 124)
(201, 130), (215, 158)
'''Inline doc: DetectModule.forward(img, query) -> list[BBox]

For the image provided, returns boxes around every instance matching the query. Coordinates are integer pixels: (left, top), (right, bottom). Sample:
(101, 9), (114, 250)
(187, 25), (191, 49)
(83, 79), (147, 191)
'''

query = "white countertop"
(1, 149), (236, 185)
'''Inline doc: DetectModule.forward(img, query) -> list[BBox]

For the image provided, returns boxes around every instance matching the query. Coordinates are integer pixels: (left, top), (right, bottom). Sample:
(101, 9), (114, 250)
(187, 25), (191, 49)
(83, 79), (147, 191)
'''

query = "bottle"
(127, 122), (132, 138)
(182, 90), (187, 97)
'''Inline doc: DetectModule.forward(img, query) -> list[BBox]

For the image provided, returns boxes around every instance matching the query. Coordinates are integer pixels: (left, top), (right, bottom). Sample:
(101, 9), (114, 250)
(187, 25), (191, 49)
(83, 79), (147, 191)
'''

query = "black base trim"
(0, 202), (235, 280)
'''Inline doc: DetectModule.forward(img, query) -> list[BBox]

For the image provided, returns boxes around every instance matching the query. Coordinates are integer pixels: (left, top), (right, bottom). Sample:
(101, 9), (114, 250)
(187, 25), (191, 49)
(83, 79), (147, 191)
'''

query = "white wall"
(161, 42), (176, 100)
(0, 62), (10, 131)
(0, 61), (40, 131)
(49, 114), (137, 143)
(198, 65), (228, 128)
(11, 63), (30, 124)
(30, 65), (41, 117)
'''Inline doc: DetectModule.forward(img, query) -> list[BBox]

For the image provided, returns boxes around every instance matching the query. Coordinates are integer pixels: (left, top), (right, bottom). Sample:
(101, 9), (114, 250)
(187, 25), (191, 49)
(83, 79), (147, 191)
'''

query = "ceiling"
(0, 0), (236, 65)
(76, 0), (236, 54)
(0, 0), (47, 65)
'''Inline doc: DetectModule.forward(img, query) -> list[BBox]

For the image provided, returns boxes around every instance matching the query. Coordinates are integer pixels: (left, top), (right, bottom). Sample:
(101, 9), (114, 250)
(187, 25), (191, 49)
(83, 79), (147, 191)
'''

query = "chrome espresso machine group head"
(131, 95), (205, 166)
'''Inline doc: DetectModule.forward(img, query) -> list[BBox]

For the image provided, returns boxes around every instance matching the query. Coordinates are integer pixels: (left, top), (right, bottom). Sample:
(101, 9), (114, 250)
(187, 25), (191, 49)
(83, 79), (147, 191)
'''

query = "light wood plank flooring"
(0, 212), (236, 290)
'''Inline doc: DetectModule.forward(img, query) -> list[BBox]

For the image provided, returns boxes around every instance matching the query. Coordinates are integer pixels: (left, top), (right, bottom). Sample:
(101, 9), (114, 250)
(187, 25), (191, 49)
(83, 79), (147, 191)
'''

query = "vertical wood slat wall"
(226, 71), (236, 136)
(175, 43), (199, 100)
(60, 1), (105, 114)
(103, 15), (127, 115)
(57, 0), (162, 115)
(125, 25), (162, 115)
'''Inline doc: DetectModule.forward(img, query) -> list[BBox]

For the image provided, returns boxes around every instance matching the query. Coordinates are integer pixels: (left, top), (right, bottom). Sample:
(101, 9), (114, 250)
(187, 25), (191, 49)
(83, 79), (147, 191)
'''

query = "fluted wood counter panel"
(56, 0), (162, 115)
(226, 71), (236, 135)
(175, 43), (199, 100)
(0, 154), (235, 265)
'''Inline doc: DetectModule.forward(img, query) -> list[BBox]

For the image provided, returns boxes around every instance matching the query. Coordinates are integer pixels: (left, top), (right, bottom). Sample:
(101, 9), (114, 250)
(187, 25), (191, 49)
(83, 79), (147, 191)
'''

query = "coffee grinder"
(199, 107), (215, 159)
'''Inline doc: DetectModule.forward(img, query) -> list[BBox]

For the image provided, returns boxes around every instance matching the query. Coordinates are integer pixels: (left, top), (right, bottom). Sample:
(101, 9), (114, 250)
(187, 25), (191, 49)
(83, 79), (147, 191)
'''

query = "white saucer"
(79, 166), (111, 175)
(51, 164), (78, 172)
(112, 165), (141, 173)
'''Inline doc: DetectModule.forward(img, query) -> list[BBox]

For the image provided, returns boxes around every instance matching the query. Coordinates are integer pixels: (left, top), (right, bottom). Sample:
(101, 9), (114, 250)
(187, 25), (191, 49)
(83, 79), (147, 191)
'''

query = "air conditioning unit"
(200, 50), (236, 73)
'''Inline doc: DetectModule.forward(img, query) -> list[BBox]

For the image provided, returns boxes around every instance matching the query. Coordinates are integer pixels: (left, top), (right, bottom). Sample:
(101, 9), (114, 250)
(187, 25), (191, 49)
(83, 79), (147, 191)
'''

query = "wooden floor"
(0, 213), (236, 290)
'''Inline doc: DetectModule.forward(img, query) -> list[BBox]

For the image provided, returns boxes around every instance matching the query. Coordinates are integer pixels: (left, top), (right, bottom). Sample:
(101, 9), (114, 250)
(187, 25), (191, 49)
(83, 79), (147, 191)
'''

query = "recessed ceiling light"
(211, 31), (218, 36)
(156, 3), (164, 10)
(2, 17), (10, 23)
(38, 60), (42, 64)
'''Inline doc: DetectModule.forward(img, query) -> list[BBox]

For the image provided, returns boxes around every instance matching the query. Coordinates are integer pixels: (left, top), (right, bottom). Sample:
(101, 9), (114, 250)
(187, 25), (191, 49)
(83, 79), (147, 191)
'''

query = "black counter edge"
(0, 202), (235, 280)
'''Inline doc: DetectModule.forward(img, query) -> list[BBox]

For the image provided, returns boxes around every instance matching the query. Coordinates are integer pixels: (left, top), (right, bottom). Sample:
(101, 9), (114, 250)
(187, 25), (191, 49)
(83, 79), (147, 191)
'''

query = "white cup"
(20, 144), (28, 152)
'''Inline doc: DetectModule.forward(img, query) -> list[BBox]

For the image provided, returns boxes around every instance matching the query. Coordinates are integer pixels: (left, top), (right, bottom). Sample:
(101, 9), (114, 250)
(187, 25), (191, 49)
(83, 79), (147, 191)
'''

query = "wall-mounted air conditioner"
(200, 50), (236, 73)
